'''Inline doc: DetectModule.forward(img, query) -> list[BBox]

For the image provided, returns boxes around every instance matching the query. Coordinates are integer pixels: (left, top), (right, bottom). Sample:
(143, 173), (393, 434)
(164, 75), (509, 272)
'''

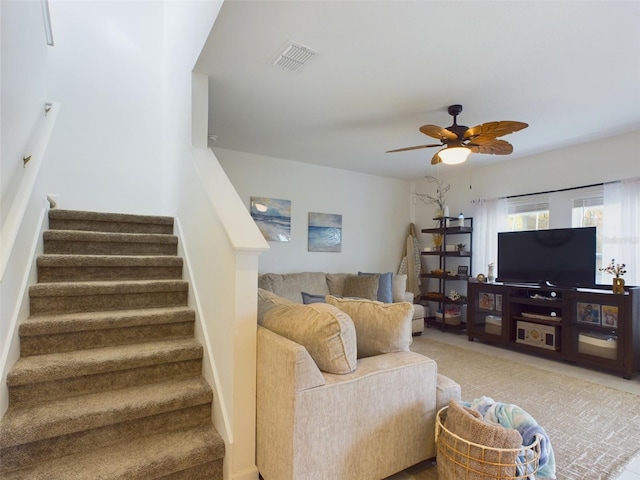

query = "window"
(572, 194), (604, 277)
(507, 198), (549, 231)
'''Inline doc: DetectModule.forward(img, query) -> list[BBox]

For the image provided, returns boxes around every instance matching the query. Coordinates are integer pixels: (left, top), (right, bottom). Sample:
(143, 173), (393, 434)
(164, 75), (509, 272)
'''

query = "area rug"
(409, 337), (640, 480)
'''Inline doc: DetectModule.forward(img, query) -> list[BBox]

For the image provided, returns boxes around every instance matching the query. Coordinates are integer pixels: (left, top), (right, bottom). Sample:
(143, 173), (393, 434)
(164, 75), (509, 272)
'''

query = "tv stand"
(467, 280), (640, 379)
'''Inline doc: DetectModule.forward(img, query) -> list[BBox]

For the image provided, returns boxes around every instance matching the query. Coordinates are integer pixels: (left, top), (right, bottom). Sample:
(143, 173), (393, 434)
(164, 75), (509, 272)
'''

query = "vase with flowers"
(414, 175), (450, 221)
(599, 259), (627, 294)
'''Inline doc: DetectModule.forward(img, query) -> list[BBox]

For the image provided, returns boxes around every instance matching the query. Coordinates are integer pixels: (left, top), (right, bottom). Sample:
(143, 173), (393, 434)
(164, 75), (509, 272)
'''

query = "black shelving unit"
(420, 216), (473, 330)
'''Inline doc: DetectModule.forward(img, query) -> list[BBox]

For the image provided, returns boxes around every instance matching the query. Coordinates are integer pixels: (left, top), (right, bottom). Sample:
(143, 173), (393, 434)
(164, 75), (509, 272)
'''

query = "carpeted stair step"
(7, 338), (203, 407)
(48, 209), (174, 235)
(19, 306), (195, 356)
(1, 404), (213, 474)
(37, 254), (183, 282)
(1, 209), (224, 479)
(0, 378), (217, 475)
(1, 424), (224, 480)
(43, 230), (178, 256)
(29, 279), (189, 315)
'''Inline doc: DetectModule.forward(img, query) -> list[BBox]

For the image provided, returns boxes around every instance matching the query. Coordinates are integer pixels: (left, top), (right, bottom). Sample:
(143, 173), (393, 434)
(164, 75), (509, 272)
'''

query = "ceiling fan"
(387, 104), (528, 165)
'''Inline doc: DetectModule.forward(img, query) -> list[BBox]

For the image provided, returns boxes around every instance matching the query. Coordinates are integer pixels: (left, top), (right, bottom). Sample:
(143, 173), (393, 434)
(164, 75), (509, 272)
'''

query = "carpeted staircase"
(0, 209), (225, 479)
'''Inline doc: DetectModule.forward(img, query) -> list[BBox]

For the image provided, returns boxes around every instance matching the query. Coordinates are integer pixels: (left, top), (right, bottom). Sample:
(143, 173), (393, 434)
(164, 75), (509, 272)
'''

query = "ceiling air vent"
(271, 41), (319, 72)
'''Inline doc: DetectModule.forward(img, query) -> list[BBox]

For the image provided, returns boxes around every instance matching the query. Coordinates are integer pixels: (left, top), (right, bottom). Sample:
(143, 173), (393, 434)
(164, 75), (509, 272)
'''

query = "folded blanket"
(464, 396), (556, 479)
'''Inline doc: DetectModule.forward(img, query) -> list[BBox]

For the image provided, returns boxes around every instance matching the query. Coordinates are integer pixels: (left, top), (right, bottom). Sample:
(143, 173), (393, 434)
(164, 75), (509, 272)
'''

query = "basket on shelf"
(435, 406), (542, 480)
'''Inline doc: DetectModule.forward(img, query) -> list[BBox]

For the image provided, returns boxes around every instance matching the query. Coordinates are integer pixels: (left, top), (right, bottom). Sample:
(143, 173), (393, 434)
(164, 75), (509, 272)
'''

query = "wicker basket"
(435, 406), (542, 480)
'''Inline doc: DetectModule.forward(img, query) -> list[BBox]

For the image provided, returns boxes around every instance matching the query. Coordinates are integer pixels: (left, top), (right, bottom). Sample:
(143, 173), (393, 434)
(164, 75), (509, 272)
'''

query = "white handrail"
(0, 102), (60, 282)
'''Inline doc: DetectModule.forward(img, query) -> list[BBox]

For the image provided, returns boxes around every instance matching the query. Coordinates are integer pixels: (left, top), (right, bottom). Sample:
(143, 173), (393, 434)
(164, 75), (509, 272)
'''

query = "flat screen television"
(497, 227), (597, 287)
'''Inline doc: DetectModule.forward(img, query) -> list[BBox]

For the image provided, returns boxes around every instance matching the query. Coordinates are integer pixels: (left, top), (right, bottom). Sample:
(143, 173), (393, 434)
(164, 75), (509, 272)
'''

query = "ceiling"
(198, 1), (640, 181)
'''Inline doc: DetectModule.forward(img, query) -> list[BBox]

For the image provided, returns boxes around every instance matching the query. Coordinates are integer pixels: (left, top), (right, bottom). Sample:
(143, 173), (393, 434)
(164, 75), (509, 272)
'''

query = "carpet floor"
(400, 334), (640, 480)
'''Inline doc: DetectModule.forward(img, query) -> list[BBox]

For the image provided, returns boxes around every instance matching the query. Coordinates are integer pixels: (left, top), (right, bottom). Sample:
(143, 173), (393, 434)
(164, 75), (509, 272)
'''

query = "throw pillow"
(301, 292), (326, 304)
(440, 400), (523, 479)
(392, 274), (408, 303)
(342, 274), (379, 301)
(257, 288), (295, 325)
(325, 295), (413, 358)
(262, 303), (357, 374)
(358, 271), (393, 303)
(326, 273), (348, 297)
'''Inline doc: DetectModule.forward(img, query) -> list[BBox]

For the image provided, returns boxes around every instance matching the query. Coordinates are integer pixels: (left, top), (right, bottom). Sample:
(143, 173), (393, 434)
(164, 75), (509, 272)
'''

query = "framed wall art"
(250, 196), (291, 242)
(308, 212), (342, 252)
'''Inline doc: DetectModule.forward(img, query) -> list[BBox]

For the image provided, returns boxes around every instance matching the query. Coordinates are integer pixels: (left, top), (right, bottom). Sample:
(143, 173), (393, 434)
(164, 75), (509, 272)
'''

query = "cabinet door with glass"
(565, 292), (624, 368)
(467, 282), (506, 341)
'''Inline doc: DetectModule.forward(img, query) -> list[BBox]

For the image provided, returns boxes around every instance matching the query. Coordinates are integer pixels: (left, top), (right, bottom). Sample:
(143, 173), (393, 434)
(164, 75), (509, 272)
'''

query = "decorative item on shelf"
(458, 212), (464, 227)
(487, 263), (495, 282)
(447, 290), (467, 302)
(612, 277), (625, 295)
(457, 243), (466, 252)
(599, 259), (627, 294)
(476, 273), (486, 283)
(414, 175), (450, 221)
(443, 206), (450, 226)
(432, 233), (443, 250)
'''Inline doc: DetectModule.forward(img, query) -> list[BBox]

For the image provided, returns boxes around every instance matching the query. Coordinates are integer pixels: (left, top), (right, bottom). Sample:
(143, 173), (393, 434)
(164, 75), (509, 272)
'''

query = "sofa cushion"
(440, 400), (522, 478)
(392, 274), (408, 303)
(326, 296), (413, 358)
(326, 273), (348, 296)
(301, 292), (326, 304)
(259, 272), (330, 303)
(359, 271), (393, 303)
(342, 274), (379, 301)
(262, 303), (357, 374)
(257, 288), (295, 325)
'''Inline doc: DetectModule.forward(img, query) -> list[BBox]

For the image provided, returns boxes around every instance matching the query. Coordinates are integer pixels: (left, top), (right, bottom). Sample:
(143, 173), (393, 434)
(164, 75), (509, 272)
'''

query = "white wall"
(0, 0), (53, 416)
(161, 0), (223, 214)
(1, 0), (49, 225)
(43, 0), (165, 215)
(215, 148), (414, 274)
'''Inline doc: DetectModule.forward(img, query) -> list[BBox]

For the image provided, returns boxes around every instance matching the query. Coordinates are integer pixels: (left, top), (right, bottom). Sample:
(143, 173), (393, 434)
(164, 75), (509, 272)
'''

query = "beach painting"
(308, 212), (342, 252)
(250, 196), (291, 242)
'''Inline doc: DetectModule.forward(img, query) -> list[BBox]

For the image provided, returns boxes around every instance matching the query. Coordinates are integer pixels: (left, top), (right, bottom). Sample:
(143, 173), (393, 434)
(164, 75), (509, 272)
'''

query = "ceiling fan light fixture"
(439, 147), (471, 165)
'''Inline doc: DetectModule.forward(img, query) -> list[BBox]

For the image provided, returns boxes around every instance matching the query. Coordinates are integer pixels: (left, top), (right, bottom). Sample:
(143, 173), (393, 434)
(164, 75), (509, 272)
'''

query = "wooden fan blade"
(468, 138), (514, 155)
(431, 150), (443, 165)
(464, 121), (528, 140)
(419, 124), (458, 141)
(386, 143), (443, 153)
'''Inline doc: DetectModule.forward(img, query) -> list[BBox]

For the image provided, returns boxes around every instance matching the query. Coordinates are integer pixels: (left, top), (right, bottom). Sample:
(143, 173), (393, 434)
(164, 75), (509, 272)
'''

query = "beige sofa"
(258, 271), (427, 335)
(256, 289), (461, 480)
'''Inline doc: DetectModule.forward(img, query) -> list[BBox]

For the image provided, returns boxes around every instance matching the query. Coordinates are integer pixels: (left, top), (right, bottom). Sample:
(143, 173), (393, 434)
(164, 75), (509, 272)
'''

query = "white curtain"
(602, 177), (640, 286)
(472, 197), (508, 277)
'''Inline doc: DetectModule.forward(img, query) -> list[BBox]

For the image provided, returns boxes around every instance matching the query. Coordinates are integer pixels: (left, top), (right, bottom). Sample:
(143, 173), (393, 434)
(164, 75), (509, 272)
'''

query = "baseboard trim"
(0, 203), (48, 415)
(173, 216), (232, 440)
(230, 465), (259, 480)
